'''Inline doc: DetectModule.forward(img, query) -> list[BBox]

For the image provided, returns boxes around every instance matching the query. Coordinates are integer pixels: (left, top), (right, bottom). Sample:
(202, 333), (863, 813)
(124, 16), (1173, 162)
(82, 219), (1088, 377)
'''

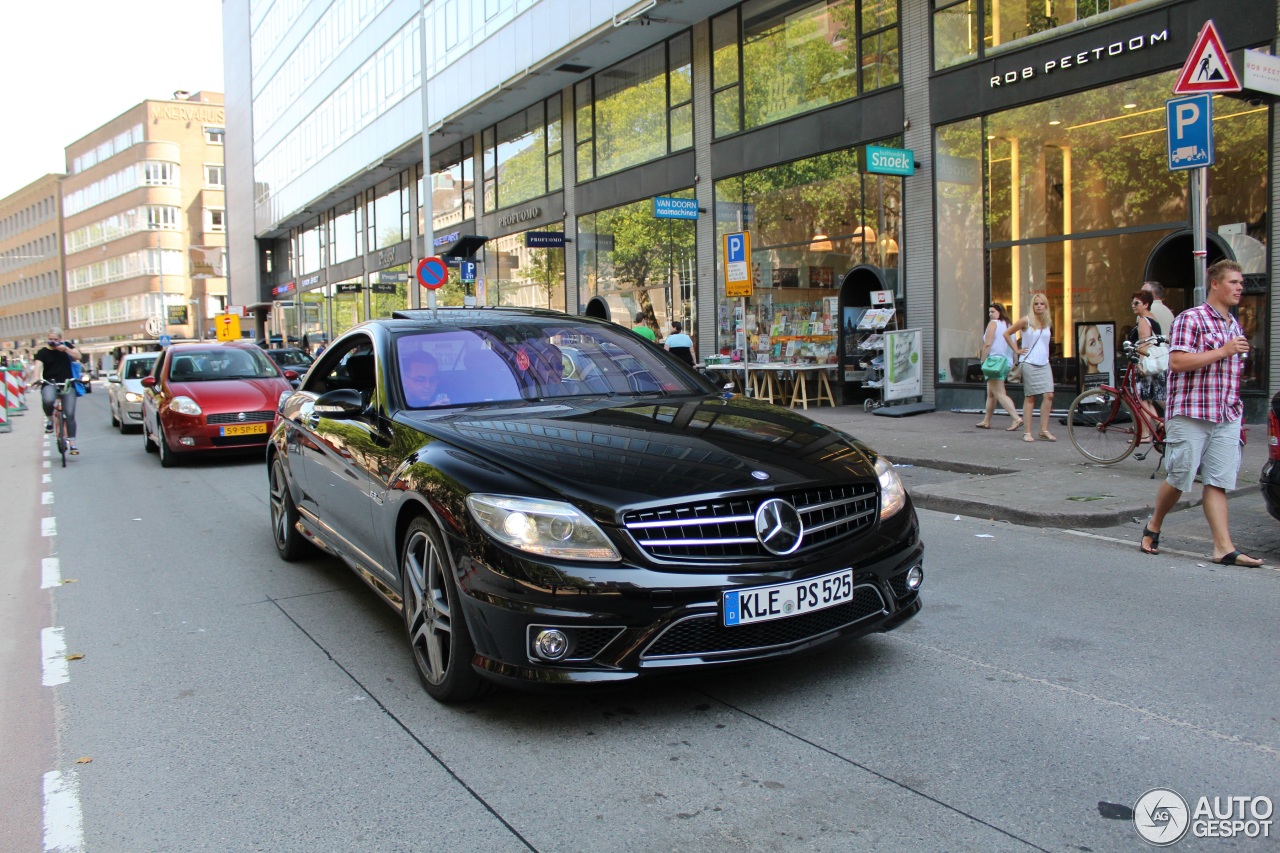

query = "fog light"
(179, 436), (196, 446)
(533, 629), (569, 661)
(905, 566), (923, 590)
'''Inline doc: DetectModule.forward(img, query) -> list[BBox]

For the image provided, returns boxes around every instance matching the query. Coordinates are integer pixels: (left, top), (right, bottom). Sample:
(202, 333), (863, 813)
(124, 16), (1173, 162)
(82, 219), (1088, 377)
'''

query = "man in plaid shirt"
(1140, 260), (1261, 566)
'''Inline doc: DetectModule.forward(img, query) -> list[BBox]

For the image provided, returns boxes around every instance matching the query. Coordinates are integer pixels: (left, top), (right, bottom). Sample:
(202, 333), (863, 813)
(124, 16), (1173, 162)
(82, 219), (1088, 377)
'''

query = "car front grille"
(888, 571), (915, 600)
(623, 483), (877, 562)
(641, 584), (887, 660)
(206, 410), (275, 425)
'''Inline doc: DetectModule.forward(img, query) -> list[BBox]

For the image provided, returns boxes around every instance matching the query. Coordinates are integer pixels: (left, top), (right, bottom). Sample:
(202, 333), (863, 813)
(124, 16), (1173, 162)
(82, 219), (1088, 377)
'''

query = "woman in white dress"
(975, 302), (1022, 431)
(1003, 293), (1056, 442)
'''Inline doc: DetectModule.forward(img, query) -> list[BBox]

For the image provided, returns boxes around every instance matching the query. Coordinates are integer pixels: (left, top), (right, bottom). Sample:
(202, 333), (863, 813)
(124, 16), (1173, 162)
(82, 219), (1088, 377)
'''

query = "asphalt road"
(9, 389), (1279, 852)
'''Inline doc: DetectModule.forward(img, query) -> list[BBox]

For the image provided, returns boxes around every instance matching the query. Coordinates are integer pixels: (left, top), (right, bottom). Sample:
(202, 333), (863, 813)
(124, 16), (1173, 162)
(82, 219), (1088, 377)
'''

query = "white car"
(107, 353), (158, 433)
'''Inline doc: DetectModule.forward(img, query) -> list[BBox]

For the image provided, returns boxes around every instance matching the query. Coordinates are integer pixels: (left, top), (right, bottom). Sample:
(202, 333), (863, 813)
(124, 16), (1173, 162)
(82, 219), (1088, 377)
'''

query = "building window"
(205, 165), (225, 187)
(714, 0), (898, 139)
(372, 176), (405, 249)
(574, 34), (694, 181)
(142, 161), (179, 187)
(933, 0), (1149, 69)
(205, 208), (226, 233)
(420, 140), (475, 236)
(205, 126), (225, 144)
(482, 95), (561, 212)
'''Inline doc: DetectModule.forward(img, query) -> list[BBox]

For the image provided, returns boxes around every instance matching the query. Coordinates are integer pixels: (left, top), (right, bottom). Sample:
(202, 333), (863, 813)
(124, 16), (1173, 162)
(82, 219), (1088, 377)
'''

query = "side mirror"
(283, 369), (299, 381)
(140, 376), (156, 388)
(313, 388), (364, 419)
(108, 373), (120, 383)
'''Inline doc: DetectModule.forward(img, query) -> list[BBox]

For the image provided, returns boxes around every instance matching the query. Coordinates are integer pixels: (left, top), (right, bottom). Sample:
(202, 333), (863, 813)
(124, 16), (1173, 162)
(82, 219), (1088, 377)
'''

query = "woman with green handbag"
(975, 302), (1023, 430)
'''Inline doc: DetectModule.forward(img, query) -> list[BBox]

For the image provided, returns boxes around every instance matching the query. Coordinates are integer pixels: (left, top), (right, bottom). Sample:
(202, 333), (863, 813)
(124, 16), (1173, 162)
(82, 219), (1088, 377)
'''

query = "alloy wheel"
(403, 528), (452, 686)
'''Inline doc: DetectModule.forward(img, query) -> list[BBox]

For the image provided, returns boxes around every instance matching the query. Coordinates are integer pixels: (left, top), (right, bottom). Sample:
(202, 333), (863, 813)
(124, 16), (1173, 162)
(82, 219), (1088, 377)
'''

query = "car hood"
(405, 395), (877, 508)
(167, 378), (289, 412)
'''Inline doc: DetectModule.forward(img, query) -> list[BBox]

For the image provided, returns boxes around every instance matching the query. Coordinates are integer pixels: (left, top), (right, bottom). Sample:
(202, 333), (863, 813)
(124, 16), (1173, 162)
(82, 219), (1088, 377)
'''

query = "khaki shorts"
(1164, 415), (1242, 492)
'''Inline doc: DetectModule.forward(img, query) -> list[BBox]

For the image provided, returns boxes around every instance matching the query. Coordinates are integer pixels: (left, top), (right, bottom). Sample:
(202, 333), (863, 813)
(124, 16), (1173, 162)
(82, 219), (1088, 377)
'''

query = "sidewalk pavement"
(801, 406), (1270, 529)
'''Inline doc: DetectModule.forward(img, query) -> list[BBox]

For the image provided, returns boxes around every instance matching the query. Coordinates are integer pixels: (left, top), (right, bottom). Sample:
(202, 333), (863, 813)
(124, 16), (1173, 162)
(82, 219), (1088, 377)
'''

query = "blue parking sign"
(460, 261), (476, 282)
(1166, 95), (1213, 171)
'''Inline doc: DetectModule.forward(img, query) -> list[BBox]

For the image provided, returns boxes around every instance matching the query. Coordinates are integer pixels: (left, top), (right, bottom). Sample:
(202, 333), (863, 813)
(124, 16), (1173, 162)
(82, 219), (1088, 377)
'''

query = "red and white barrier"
(4, 367), (26, 415)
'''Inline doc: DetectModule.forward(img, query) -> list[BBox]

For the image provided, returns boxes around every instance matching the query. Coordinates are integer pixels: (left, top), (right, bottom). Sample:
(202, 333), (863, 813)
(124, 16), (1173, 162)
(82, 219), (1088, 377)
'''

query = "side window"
(303, 336), (376, 395)
(151, 352), (167, 382)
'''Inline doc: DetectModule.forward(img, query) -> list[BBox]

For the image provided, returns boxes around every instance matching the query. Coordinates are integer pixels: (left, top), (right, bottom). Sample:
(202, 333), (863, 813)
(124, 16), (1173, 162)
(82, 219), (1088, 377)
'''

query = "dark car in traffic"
(1261, 391), (1280, 520)
(268, 308), (923, 703)
(141, 342), (298, 467)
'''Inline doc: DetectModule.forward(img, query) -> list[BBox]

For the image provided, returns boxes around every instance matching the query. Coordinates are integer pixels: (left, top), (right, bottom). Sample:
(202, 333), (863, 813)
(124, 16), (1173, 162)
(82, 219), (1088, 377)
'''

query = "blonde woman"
(975, 302), (1023, 431)
(1003, 293), (1055, 442)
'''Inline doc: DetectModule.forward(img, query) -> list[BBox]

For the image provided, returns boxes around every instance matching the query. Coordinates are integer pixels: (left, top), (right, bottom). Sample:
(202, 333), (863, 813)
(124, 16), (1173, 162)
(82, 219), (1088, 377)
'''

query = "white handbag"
(1139, 344), (1169, 375)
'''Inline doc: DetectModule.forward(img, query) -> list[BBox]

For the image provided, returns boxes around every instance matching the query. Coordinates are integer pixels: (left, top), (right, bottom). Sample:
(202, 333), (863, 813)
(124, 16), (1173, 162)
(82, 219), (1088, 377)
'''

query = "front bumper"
(449, 515), (923, 688)
(163, 414), (276, 453)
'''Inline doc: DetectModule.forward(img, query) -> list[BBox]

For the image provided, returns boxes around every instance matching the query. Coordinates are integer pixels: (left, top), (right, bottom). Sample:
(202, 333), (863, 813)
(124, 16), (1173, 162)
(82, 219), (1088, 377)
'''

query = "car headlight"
(124, 391), (142, 403)
(875, 455), (907, 519)
(278, 390), (293, 411)
(466, 494), (621, 562)
(168, 396), (203, 416)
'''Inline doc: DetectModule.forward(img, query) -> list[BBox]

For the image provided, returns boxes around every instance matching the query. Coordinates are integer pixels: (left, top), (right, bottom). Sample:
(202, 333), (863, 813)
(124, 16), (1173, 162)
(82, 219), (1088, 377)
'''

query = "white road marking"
(41, 518), (56, 537)
(41, 558), (61, 589)
(42, 473), (51, 483)
(43, 770), (85, 852)
(43, 460), (50, 468)
(42, 491), (54, 505)
(41, 628), (69, 686)
(42, 449), (50, 457)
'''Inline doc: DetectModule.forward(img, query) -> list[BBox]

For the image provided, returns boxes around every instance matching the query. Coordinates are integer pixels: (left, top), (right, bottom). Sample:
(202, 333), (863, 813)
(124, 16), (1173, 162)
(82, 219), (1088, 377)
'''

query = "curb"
(907, 489), (1201, 529)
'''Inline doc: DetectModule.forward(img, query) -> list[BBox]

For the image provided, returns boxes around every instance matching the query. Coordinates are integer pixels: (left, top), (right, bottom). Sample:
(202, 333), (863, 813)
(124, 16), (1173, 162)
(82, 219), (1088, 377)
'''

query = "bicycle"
(1065, 336), (1166, 466)
(35, 378), (77, 467)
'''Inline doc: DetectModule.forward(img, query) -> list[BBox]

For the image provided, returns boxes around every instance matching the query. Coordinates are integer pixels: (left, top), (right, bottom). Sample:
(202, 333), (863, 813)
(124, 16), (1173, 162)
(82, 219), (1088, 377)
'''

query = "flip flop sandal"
(1006, 419), (1024, 431)
(1022, 434), (1035, 442)
(1139, 526), (1160, 555)
(1212, 550), (1263, 567)
(1039, 432), (1057, 442)
(974, 422), (991, 429)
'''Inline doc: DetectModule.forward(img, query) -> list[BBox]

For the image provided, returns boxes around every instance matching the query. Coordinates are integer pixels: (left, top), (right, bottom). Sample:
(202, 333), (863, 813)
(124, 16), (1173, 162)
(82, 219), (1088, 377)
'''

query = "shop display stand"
(854, 306), (897, 411)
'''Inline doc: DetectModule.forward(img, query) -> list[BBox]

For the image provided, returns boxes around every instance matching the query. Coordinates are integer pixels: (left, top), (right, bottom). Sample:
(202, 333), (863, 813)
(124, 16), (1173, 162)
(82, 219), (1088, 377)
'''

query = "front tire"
(157, 423), (180, 468)
(401, 517), (488, 704)
(1067, 389), (1138, 464)
(269, 456), (310, 561)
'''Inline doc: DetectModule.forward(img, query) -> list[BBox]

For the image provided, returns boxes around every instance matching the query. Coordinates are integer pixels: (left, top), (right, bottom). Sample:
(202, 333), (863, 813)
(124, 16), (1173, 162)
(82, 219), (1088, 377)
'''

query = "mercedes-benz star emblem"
(754, 498), (803, 555)
(751, 470), (770, 480)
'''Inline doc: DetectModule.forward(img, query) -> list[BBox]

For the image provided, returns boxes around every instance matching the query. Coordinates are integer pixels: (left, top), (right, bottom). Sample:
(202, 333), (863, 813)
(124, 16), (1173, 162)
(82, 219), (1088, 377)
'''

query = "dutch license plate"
(723, 569), (854, 627)
(219, 423), (268, 436)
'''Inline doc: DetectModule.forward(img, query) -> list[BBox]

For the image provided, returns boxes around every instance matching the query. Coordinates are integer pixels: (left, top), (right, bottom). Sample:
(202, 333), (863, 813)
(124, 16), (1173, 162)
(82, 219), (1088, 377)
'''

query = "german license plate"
(219, 423), (268, 436)
(723, 569), (854, 627)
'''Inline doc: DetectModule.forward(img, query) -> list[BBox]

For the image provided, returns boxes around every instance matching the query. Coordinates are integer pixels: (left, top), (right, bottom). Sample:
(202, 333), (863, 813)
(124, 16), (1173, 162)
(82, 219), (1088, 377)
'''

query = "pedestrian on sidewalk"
(632, 312), (657, 343)
(1139, 260), (1261, 566)
(975, 302), (1022, 431)
(1128, 290), (1165, 436)
(1004, 292), (1055, 442)
(1143, 280), (1176, 339)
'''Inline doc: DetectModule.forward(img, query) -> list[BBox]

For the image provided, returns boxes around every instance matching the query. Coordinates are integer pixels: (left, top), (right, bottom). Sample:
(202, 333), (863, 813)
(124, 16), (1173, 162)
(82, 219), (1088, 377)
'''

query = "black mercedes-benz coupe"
(268, 308), (923, 703)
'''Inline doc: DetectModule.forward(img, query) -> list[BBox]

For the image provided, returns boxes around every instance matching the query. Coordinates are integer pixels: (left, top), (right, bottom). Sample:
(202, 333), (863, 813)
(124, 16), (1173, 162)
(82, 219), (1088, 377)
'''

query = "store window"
(482, 95), (561, 211)
(713, 0), (899, 138)
(936, 73), (1269, 388)
(490, 224), (566, 312)
(577, 191), (698, 344)
(933, 0), (1155, 69)
(714, 146), (902, 360)
(299, 220), (323, 274)
(575, 33), (693, 181)
(370, 265), (410, 317)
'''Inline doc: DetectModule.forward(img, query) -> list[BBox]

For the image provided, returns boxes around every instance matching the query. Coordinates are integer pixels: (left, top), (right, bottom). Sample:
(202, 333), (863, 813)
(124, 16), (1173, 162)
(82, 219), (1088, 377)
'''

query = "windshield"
(124, 357), (157, 379)
(393, 320), (705, 409)
(167, 348), (281, 381)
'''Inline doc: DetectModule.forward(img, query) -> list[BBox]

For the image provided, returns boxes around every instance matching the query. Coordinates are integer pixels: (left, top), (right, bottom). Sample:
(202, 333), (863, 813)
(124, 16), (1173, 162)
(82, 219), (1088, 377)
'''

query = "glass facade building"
(225, 0), (1279, 417)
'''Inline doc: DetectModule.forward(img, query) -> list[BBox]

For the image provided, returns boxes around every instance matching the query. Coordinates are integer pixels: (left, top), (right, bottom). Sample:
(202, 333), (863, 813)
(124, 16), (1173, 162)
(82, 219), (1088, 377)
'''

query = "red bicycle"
(1066, 337), (1166, 465)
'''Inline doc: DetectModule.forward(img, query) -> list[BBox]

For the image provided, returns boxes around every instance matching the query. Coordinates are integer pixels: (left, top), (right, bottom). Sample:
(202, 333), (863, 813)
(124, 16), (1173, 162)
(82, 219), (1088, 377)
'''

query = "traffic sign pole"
(1192, 168), (1207, 305)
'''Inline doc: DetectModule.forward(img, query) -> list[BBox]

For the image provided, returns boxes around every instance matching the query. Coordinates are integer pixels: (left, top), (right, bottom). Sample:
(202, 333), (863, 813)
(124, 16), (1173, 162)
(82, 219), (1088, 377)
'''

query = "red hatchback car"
(141, 342), (298, 467)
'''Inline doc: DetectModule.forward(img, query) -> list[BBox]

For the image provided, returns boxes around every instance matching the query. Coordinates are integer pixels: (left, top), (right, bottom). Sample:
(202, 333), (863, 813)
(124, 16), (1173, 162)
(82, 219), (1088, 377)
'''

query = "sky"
(0, 0), (226, 200)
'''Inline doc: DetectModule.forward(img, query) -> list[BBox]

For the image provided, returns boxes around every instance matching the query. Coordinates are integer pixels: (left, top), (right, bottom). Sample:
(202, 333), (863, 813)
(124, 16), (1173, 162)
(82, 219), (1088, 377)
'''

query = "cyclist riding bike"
(29, 329), (82, 455)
